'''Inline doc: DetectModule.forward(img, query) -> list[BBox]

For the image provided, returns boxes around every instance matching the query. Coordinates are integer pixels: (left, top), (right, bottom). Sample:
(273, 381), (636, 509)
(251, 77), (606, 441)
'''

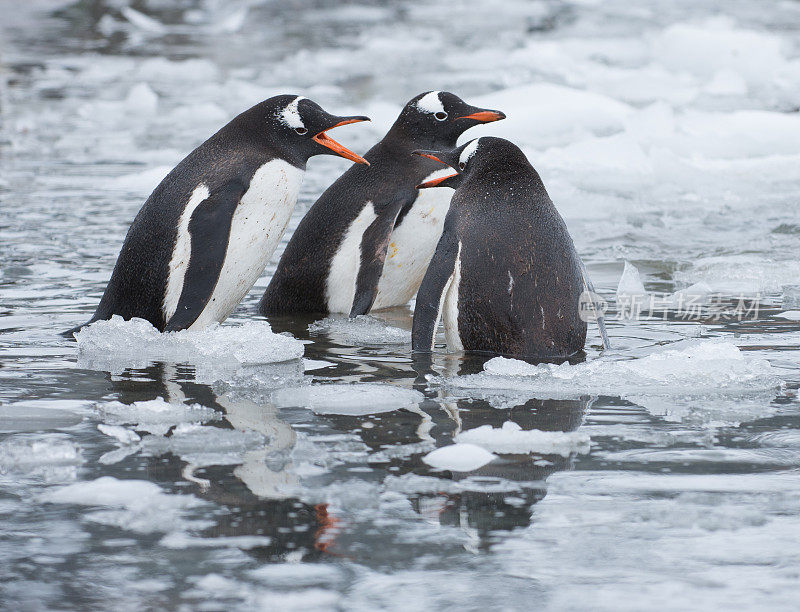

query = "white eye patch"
(459, 138), (480, 167)
(415, 91), (444, 114)
(278, 96), (307, 129)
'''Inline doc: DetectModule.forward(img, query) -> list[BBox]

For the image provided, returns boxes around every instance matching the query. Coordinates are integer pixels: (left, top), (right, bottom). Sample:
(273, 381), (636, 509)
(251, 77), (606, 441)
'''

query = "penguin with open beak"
(65, 95), (369, 336)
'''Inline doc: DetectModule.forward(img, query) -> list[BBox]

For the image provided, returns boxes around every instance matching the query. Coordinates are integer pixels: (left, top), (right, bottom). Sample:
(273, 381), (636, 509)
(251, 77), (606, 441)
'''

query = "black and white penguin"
(66, 95), (369, 335)
(411, 137), (587, 360)
(258, 91), (505, 317)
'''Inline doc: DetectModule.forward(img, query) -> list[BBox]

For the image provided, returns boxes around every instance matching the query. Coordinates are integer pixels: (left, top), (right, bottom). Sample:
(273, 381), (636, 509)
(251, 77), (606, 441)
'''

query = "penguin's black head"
(389, 91), (505, 147)
(413, 137), (529, 189)
(240, 95), (370, 167)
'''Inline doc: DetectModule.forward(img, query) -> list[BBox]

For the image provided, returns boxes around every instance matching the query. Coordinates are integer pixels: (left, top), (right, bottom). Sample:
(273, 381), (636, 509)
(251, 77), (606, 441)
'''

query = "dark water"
(2, 1), (800, 609)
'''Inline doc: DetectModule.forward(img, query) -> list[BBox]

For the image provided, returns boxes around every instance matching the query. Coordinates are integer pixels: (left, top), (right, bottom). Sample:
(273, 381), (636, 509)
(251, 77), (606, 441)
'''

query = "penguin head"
(239, 95), (370, 167)
(413, 137), (529, 189)
(390, 91), (505, 147)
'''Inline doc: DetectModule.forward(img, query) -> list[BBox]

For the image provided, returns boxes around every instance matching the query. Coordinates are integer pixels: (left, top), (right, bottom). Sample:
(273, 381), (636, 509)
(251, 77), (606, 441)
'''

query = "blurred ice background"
(2, 0), (800, 609)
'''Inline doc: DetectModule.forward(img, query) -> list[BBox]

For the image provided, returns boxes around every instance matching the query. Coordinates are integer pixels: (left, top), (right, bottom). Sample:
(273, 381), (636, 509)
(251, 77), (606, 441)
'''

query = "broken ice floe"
(75, 316), (304, 378)
(308, 315), (411, 345)
(40, 476), (210, 534)
(96, 398), (220, 436)
(456, 422), (591, 457)
(422, 444), (497, 472)
(445, 340), (780, 398)
(271, 384), (423, 416)
(0, 435), (83, 483)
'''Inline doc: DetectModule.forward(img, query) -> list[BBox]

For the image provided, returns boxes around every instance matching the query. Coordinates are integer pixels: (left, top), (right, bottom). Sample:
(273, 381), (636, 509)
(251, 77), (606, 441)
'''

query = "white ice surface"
(455, 422), (591, 457)
(96, 398), (220, 436)
(138, 423), (266, 467)
(447, 340), (780, 397)
(309, 315), (411, 345)
(76, 316), (304, 374)
(271, 384), (423, 415)
(41, 476), (209, 534)
(422, 444), (496, 472)
(0, 435), (83, 483)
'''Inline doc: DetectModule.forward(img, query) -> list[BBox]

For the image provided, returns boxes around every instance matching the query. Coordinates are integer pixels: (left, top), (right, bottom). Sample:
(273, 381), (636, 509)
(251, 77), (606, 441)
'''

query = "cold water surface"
(2, 1), (800, 609)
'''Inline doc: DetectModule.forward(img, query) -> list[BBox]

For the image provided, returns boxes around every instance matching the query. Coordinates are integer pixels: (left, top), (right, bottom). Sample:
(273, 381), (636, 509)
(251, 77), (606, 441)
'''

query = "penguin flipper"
(349, 196), (410, 317)
(164, 182), (244, 332)
(411, 227), (459, 352)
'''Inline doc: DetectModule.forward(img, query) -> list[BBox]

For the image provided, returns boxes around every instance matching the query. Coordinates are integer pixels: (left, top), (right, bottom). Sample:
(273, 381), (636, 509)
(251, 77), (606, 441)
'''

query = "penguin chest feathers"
(164, 159), (304, 328)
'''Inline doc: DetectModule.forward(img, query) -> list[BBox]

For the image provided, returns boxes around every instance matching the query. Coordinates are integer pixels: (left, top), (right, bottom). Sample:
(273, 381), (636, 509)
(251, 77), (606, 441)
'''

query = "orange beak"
(416, 152), (447, 164)
(313, 118), (370, 165)
(456, 110), (505, 122)
(417, 173), (458, 189)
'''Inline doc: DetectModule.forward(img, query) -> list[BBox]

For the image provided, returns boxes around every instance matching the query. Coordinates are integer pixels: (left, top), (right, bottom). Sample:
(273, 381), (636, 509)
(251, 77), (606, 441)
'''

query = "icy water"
(2, 0), (800, 609)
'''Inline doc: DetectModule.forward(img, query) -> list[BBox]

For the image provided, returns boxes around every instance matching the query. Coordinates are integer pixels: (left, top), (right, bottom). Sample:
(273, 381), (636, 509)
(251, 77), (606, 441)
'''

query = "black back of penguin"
(412, 137), (587, 360)
(259, 91), (505, 316)
(75, 95), (369, 334)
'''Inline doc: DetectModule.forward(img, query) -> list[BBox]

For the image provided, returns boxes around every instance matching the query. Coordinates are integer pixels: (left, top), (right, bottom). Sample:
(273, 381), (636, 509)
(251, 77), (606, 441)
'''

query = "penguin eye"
(294, 127), (308, 135)
(434, 111), (448, 121)
(458, 161), (466, 171)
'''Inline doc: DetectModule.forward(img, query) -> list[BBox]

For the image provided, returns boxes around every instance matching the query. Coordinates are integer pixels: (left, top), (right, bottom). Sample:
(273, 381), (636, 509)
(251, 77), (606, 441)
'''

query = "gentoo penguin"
(66, 95), (369, 335)
(258, 91), (505, 317)
(411, 137), (587, 360)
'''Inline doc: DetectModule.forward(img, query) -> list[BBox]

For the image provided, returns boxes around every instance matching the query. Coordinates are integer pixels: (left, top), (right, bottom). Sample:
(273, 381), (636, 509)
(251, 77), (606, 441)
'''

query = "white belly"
(442, 241), (464, 352)
(189, 160), (303, 328)
(325, 202), (377, 313)
(372, 175), (453, 311)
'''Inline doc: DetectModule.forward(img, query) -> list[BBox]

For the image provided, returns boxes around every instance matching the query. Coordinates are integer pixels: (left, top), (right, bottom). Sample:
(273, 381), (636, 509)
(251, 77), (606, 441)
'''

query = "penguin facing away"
(411, 137), (587, 360)
(67, 95), (369, 335)
(258, 91), (505, 318)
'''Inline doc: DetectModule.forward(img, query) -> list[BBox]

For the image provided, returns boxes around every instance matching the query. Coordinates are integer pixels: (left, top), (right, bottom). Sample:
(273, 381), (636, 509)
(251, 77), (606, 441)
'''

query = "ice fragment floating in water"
(422, 444), (497, 472)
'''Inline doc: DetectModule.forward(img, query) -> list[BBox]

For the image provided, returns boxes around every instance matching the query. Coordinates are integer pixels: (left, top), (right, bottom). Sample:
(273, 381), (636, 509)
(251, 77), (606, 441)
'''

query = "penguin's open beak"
(456, 109), (505, 123)
(313, 116), (371, 165)
(412, 150), (460, 189)
(416, 173), (459, 189)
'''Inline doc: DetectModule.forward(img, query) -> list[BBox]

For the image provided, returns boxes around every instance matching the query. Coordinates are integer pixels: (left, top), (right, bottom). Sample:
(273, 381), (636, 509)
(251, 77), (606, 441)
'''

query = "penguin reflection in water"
(259, 91), (505, 317)
(66, 96), (369, 335)
(412, 137), (587, 361)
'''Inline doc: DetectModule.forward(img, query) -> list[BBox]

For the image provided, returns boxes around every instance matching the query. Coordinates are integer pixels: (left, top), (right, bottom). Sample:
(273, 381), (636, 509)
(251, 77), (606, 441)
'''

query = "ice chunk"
(271, 384), (423, 416)
(456, 422), (590, 457)
(0, 435), (83, 483)
(675, 256), (800, 294)
(422, 444), (497, 472)
(124, 83), (158, 113)
(0, 402), (84, 433)
(97, 424), (140, 444)
(97, 398), (219, 435)
(450, 340), (780, 397)
(616, 261), (646, 298)
(652, 19), (787, 87)
(160, 532), (271, 549)
(469, 83), (634, 147)
(138, 423), (266, 467)
(121, 7), (167, 33)
(309, 315), (411, 345)
(75, 316), (304, 373)
(41, 476), (208, 534)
